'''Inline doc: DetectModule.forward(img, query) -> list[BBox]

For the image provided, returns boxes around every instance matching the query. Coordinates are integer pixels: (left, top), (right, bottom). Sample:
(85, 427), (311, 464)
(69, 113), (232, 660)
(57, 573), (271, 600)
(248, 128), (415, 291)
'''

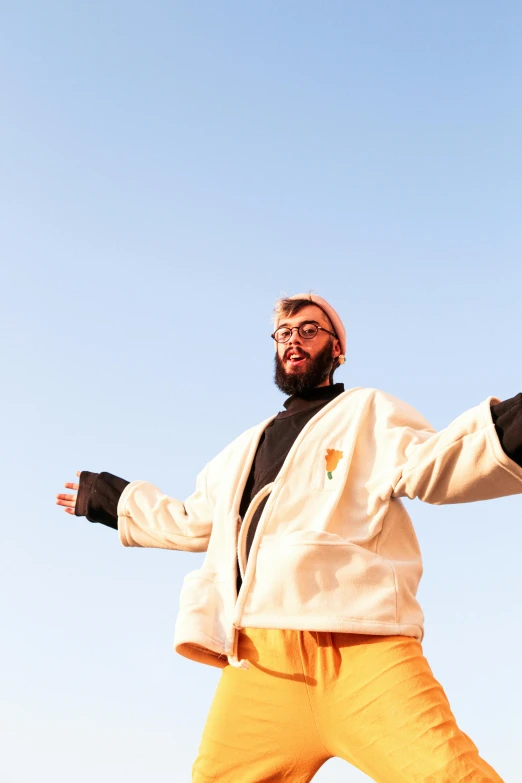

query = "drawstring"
(237, 481), (275, 579)
(230, 482), (275, 672)
(227, 654), (250, 670)
(227, 625), (251, 670)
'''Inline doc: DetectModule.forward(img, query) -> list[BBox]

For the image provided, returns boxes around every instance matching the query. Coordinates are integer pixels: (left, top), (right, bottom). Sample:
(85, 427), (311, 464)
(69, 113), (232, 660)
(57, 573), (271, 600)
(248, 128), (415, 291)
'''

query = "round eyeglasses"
(271, 322), (338, 343)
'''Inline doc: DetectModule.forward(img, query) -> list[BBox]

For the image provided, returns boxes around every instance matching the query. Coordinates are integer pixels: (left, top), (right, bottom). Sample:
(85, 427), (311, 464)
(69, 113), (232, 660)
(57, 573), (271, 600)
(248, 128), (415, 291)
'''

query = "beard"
(274, 340), (335, 395)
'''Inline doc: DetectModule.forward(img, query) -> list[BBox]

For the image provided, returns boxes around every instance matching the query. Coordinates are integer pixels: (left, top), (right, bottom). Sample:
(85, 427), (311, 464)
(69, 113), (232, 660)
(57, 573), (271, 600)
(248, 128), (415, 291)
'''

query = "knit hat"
(279, 293), (346, 365)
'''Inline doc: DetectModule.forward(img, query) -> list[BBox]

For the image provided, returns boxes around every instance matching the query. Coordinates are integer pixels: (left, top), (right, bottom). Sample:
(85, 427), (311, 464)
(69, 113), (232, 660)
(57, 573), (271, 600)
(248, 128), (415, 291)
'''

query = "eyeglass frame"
(271, 321), (338, 343)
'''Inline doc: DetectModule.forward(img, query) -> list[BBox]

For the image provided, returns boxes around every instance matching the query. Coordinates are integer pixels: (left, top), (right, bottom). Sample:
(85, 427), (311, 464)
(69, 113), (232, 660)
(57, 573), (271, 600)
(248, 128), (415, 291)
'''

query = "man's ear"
(332, 338), (345, 366)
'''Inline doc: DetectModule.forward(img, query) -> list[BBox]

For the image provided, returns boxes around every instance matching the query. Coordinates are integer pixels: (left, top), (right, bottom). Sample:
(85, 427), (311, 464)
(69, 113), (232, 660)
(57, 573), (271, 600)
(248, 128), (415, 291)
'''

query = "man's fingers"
(56, 495), (76, 508)
(56, 476), (81, 513)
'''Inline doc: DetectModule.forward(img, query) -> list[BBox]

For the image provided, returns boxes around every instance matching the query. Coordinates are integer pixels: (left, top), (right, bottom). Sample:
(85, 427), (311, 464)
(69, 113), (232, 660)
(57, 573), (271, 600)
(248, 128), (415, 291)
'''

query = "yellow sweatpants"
(192, 629), (503, 783)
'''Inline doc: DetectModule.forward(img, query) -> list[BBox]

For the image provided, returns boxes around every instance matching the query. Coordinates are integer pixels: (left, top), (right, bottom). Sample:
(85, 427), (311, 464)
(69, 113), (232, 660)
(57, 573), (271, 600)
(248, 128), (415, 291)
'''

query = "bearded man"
(56, 293), (522, 783)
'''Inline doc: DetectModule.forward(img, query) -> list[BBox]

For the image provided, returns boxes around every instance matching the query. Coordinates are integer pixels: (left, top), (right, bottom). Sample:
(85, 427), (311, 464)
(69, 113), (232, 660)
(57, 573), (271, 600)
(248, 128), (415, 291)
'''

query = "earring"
(338, 355), (345, 365)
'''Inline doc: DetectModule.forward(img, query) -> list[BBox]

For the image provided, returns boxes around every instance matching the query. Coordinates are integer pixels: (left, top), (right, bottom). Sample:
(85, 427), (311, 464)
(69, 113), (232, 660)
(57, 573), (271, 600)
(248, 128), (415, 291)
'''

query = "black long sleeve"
(75, 471), (129, 530)
(491, 393), (522, 467)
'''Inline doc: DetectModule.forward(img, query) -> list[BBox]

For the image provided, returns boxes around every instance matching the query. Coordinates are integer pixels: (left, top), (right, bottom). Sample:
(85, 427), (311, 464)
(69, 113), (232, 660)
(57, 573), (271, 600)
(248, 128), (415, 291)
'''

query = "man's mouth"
(285, 350), (309, 367)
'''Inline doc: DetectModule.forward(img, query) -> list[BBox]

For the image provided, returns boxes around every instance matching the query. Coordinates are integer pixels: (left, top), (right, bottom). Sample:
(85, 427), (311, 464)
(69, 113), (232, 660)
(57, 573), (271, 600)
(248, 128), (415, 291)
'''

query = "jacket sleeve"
(117, 466), (214, 552)
(372, 392), (522, 505)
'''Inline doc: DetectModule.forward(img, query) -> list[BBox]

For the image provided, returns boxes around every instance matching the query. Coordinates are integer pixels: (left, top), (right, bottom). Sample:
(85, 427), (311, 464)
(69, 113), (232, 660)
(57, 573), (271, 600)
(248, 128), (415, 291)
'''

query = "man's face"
(273, 304), (341, 394)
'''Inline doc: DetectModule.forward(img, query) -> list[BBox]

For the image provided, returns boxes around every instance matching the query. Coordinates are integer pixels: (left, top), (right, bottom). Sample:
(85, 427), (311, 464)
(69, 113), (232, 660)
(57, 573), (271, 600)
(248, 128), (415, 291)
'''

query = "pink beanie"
(282, 293), (346, 364)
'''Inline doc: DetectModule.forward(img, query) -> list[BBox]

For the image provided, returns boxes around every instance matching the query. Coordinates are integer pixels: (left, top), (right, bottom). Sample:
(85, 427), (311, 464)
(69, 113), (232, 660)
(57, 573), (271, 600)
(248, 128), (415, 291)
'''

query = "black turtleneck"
(238, 383), (345, 567)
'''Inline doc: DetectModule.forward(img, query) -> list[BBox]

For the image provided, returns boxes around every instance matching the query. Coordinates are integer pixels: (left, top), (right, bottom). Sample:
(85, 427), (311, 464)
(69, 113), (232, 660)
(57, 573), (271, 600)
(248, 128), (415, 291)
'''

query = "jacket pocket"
(246, 536), (398, 625)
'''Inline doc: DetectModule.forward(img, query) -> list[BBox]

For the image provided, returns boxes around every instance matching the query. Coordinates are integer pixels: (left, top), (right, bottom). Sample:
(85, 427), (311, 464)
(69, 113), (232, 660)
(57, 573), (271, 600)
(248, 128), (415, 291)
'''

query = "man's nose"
(287, 328), (303, 346)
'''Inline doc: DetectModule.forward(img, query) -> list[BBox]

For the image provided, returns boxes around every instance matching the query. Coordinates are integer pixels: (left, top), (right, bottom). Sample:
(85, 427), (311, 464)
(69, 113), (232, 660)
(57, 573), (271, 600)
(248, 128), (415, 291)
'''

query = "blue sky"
(1, 2), (521, 780)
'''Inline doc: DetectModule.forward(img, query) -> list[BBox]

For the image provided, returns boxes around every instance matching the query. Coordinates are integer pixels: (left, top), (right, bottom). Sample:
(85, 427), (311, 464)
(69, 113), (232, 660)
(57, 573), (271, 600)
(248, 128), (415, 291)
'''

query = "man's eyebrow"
(278, 319), (321, 328)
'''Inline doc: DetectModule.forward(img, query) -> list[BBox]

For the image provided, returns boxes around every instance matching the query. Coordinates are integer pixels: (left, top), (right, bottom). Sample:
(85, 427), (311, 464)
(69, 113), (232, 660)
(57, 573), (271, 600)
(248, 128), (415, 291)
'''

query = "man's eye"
(301, 325), (317, 337)
(278, 329), (291, 340)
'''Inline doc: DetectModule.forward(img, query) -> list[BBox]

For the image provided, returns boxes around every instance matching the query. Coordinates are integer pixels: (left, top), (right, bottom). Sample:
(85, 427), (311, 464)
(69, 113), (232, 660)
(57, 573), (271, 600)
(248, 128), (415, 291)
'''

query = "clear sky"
(1, 2), (521, 781)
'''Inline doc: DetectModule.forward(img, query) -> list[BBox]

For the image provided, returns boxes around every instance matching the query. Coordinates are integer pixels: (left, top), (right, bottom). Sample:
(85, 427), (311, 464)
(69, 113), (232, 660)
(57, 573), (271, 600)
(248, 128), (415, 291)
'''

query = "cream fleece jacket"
(116, 388), (522, 668)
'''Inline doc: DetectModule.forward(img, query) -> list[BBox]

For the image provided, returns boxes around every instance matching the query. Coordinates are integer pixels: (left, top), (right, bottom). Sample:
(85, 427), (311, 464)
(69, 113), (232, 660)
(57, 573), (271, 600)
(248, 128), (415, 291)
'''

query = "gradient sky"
(1, 2), (521, 781)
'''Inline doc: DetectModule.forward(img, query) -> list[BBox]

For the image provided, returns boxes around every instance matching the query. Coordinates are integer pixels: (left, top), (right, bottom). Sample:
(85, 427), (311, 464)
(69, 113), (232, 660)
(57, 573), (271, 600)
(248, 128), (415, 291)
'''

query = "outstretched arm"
(56, 467), (213, 552)
(370, 392), (522, 505)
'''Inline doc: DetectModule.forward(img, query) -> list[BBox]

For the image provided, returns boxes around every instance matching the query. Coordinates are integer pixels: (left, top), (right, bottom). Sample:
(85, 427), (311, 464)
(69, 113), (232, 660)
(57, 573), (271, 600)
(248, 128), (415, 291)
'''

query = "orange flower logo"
(325, 448), (343, 480)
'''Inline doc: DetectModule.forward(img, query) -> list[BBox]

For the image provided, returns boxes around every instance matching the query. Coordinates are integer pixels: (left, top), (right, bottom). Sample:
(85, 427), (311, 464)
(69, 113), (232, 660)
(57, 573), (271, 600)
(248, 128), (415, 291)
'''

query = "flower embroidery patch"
(325, 448), (343, 480)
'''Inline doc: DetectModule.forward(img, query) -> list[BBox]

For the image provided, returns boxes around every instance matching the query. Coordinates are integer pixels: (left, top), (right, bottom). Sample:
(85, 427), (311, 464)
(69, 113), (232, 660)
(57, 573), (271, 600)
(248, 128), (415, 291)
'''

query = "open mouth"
(285, 350), (308, 368)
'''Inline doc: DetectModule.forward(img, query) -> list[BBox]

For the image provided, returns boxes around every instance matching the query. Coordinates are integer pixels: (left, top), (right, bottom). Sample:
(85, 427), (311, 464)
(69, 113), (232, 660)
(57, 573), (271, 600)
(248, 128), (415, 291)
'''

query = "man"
(57, 293), (522, 782)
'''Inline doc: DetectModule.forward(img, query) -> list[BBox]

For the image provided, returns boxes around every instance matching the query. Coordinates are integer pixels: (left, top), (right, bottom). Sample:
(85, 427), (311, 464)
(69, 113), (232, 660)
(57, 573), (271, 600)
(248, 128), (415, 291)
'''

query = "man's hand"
(56, 470), (81, 515)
